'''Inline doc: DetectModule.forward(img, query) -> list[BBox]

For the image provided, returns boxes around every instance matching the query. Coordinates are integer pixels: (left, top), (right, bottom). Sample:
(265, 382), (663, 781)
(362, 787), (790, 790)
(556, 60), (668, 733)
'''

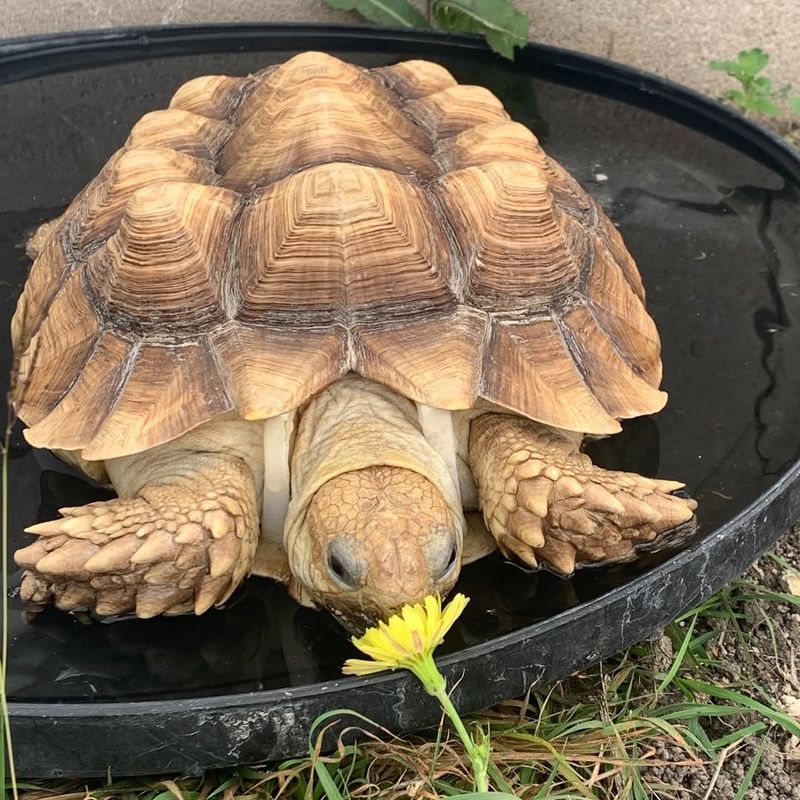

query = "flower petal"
(436, 593), (469, 642)
(386, 614), (418, 655)
(353, 629), (403, 664)
(342, 658), (395, 676)
(424, 594), (442, 642)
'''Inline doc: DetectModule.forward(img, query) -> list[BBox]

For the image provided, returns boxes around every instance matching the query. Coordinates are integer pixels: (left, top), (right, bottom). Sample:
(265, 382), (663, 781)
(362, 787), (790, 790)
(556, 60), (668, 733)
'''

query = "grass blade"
(732, 735), (768, 800)
(676, 678), (800, 737)
(657, 614), (697, 693)
(500, 732), (596, 799)
(312, 760), (344, 800)
(711, 721), (767, 749)
(532, 764), (558, 798)
(441, 794), (520, 799)
(486, 761), (515, 795)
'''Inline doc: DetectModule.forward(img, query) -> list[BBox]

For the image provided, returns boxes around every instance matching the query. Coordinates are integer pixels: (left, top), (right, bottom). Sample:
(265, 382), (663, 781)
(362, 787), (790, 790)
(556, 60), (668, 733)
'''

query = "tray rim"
(3, 22), (800, 778)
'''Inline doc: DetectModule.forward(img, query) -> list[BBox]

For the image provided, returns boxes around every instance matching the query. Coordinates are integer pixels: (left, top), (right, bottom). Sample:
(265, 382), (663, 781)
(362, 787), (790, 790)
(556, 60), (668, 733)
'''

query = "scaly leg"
(15, 452), (259, 618)
(469, 414), (697, 574)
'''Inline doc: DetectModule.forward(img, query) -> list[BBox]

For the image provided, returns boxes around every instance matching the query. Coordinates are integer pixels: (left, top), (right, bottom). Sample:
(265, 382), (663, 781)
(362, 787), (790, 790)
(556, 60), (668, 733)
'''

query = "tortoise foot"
(15, 479), (257, 618)
(470, 414), (697, 575)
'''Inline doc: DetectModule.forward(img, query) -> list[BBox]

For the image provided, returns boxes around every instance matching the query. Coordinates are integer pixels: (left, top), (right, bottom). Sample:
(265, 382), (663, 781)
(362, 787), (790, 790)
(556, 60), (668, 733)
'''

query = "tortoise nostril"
(326, 538), (363, 589)
(437, 539), (459, 580)
(329, 552), (348, 582)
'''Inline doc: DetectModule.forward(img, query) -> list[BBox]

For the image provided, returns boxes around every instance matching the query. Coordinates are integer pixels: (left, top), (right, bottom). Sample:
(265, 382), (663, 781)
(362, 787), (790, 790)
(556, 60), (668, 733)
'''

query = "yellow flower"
(341, 593), (489, 791)
(342, 593), (469, 678)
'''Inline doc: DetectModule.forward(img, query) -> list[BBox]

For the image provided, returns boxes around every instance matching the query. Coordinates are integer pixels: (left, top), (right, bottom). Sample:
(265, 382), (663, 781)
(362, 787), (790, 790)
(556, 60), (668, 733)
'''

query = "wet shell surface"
(12, 52), (665, 461)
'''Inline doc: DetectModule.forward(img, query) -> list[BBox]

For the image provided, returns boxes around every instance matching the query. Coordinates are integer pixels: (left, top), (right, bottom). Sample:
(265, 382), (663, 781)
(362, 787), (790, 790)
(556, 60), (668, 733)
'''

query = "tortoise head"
(291, 466), (461, 633)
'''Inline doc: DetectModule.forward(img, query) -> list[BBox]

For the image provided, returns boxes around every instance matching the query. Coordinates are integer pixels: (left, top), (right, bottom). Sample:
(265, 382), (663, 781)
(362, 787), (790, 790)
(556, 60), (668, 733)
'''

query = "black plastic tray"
(2, 24), (800, 779)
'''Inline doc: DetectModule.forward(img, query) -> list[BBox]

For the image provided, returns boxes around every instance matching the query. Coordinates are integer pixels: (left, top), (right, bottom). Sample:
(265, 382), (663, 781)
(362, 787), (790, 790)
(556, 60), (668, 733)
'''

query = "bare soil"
(645, 524), (800, 798)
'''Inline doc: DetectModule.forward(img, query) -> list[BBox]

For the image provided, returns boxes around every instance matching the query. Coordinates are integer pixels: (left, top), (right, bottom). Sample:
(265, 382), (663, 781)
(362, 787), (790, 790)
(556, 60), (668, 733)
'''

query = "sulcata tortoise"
(12, 52), (697, 631)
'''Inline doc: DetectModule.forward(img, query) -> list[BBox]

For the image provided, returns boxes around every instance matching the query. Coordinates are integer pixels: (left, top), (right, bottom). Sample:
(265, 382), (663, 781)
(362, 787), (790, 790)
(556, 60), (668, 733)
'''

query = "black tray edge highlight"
(2, 24), (800, 778)
(2, 23), (800, 182)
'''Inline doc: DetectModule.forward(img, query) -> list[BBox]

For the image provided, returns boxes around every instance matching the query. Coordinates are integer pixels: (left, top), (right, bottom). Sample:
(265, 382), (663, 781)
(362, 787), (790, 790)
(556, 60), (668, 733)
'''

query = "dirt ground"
(644, 524), (800, 799)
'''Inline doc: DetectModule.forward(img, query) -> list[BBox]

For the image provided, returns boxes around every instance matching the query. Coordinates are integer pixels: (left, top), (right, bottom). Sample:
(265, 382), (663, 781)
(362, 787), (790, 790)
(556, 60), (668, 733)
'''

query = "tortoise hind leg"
(15, 452), (259, 618)
(468, 414), (697, 575)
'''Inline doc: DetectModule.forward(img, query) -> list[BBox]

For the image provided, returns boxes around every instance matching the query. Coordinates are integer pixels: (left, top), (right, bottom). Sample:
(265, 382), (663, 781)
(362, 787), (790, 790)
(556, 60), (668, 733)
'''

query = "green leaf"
(722, 88), (748, 110)
(751, 75), (773, 93)
(432, 0), (530, 60)
(737, 47), (769, 78)
(749, 95), (781, 116)
(788, 96), (800, 117)
(325, 0), (430, 28)
(709, 59), (742, 78)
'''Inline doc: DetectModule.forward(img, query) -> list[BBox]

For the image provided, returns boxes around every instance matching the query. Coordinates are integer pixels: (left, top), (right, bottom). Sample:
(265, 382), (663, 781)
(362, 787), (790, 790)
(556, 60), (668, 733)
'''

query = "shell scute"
(87, 181), (241, 330)
(11, 235), (69, 358)
(406, 84), (509, 139)
(220, 54), (433, 189)
(437, 160), (584, 308)
(211, 323), (349, 420)
(15, 270), (100, 426)
(482, 316), (621, 435)
(234, 163), (453, 324)
(584, 236), (662, 387)
(353, 308), (486, 409)
(558, 304), (666, 418)
(24, 331), (134, 451)
(435, 121), (546, 172)
(80, 340), (231, 460)
(168, 74), (249, 120)
(374, 60), (457, 99)
(71, 147), (220, 251)
(126, 109), (233, 160)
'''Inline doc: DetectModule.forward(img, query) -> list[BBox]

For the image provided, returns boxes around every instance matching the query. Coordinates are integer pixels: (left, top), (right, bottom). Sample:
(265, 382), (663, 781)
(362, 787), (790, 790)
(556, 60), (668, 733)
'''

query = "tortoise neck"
(283, 376), (465, 583)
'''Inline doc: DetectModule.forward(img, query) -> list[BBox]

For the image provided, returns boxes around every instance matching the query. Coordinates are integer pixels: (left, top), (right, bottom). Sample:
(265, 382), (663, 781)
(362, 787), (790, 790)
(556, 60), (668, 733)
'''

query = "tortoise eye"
(435, 539), (459, 581)
(326, 538), (363, 589)
(444, 541), (458, 575)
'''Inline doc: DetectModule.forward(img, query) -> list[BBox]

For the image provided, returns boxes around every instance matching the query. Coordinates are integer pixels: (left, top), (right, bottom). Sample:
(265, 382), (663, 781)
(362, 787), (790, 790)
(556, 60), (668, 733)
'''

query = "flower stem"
(432, 681), (489, 793)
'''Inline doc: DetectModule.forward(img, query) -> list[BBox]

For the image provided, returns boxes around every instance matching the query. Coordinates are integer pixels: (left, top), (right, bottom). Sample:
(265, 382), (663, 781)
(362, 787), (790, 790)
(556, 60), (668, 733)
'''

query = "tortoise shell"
(11, 52), (665, 462)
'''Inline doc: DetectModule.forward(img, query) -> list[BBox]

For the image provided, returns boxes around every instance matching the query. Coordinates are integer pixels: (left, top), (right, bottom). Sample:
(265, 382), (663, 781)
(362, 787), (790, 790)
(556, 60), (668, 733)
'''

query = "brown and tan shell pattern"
(11, 52), (666, 462)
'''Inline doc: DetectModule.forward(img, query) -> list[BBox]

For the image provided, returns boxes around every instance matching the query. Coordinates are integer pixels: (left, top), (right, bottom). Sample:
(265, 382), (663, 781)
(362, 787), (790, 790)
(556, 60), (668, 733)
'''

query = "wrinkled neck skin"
(284, 375), (465, 631)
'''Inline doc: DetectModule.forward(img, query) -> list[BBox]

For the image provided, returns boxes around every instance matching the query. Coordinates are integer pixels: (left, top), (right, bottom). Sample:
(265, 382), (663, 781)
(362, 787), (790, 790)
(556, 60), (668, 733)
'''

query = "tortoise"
(12, 52), (697, 631)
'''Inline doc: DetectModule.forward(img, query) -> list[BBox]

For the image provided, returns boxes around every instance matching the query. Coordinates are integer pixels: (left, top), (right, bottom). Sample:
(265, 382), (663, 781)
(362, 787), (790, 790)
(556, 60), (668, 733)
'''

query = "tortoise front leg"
(15, 452), (259, 618)
(468, 414), (697, 575)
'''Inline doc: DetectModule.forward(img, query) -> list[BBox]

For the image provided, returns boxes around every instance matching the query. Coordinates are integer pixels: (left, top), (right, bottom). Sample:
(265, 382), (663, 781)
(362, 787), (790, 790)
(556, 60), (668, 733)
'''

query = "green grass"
(9, 560), (800, 800)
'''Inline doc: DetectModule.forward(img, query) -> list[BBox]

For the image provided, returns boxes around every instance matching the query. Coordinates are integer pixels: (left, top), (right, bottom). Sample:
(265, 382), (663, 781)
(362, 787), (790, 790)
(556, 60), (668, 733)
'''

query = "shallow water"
(2, 47), (800, 702)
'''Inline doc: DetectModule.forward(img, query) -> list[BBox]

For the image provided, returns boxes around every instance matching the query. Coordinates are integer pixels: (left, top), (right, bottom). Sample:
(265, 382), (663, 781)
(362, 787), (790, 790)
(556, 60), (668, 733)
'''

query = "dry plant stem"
(701, 741), (739, 800)
(2, 417), (19, 799)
